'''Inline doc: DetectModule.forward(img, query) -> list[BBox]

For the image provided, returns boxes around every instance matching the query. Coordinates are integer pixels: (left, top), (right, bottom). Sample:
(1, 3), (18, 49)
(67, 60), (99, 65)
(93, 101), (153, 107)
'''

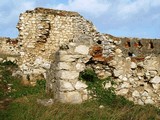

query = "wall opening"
(97, 40), (102, 44)
(138, 41), (143, 48)
(128, 52), (133, 57)
(148, 41), (154, 49)
(126, 41), (131, 48)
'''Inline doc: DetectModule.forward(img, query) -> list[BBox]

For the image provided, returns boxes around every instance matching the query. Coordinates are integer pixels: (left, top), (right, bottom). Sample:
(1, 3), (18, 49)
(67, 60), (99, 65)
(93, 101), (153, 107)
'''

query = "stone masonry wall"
(103, 34), (160, 57)
(15, 7), (97, 85)
(0, 7), (160, 106)
(47, 34), (160, 106)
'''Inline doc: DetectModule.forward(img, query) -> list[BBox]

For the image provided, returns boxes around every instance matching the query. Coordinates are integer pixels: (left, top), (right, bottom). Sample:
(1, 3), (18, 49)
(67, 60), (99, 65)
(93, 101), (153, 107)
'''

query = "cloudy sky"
(0, 0), (160, 38)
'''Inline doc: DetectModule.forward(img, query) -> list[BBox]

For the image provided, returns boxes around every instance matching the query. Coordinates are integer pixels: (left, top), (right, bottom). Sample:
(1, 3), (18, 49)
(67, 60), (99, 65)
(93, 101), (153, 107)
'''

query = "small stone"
(76, 63), (85, 71)
(59, 80), (74, 91)
(138, 99), (144, 105)
(149, 71), (158, 77)
(74, 45), (89, 55)
(132, 90), (140, 98)
(144, 98), (154, 104)
(104, 82), (112, 89)
(41, 63), (51, 69)
(119, 75), (128, 81)
(141, 91), (148, 97)
(82, 94), (88, 101)
(130, 62), (137, 69)
(99, 105), (104, 109)
(117, 89), (129, 95)
(37, 99), (54, 106)
(150, 76), (160, 84)
(58, 62), (71, 70)
(115, 49), (122, 54)
(120, 82), (130, 88)
(34, 57), (43, 65)
(113, 69), (123, 77)
(152, 84), (159, 90)
(75, 81), (88, 90)
(7, 57), (16, 63)
(109, 60), (117, 66)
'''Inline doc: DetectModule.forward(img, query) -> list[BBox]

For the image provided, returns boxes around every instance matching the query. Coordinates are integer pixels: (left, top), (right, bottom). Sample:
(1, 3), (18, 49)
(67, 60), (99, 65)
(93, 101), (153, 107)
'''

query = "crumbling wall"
(103, 34), (160, 57)
(15, 7), (97, 85)
(47, 34), (160, 106)
(0, 7), (160, 106)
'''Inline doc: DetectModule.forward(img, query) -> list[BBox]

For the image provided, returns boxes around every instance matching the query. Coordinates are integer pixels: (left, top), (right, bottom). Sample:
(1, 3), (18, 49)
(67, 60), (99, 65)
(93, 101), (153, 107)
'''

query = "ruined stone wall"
(0, 7), (160, 106)
(47, 34), (160, 106)
(103, 34), (160, 57)
(15, 8), (97, 84)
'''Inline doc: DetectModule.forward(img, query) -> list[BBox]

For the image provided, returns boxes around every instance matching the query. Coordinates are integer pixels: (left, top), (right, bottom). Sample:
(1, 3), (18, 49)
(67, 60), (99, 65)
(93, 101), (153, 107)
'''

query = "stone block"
(59, 80), (74, 91)
(76, 63), (85, 71)
(75, 81), (87, 90)
(113, 69), (123, 77)
(132, 90), (140, 98)
(7, 57), (16, 63)
(144, 98), (154, 104)
(41, 63), (51, 69)
(130, 62), (137, 69)
(58, 71), (79, 80)
(150, 76), (160, 84)
(74, 45), (89, 55)
(120, 82), (130, 88)
(58, 62), (71, 70)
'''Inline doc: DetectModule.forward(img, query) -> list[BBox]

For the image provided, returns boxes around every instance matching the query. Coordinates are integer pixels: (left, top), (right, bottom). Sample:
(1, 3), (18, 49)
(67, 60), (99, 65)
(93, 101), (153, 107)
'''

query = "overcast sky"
(0, 0), (160, 38)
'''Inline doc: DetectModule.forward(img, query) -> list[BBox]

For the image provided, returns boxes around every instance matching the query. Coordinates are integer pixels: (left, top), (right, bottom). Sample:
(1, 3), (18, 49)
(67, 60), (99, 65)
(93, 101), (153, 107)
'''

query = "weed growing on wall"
(79, 68), (133, 107)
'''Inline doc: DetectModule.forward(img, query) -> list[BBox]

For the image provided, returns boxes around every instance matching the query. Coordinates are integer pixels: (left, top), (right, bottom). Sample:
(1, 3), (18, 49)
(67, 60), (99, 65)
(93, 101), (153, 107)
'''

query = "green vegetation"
(0, 61), (46, 99)
(0, 96), (160, 120)
(0, 63), (160, 120)
(79, 68), (133, 107)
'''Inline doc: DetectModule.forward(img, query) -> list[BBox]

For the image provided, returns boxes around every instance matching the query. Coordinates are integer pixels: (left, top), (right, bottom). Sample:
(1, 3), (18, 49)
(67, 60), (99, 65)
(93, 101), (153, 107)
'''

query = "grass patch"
(0, 96), (160, 120)
(0, 61), (46, 99)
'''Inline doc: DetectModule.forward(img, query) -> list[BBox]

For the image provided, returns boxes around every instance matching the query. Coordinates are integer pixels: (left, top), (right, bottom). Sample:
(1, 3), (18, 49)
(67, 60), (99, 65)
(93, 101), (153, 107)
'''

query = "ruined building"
(0, 8), (160, 106)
